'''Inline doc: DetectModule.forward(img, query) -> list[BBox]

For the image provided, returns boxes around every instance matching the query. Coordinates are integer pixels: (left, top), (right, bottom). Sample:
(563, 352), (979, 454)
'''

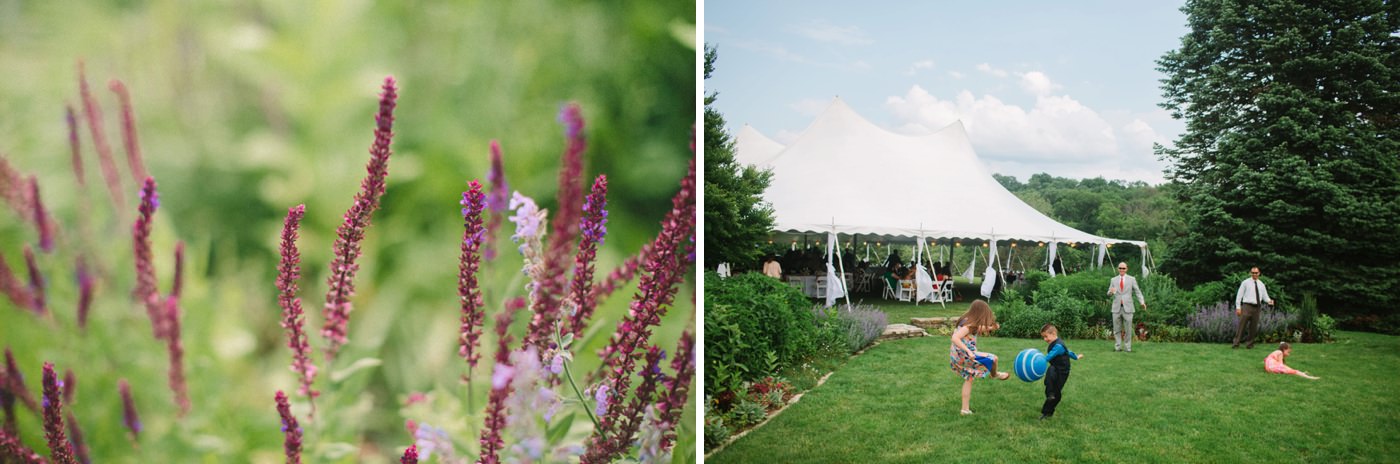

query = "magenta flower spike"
(656, 330), (694, 450)
(566, 175), (608, 339)
(583, 160), (694, 463)
(478, 298), (523, 464)
(274, 390), (302, 464)
(61, 370), (75, 404)
(0, 428), (44, 464)
(458, 182), (487, 375)
(277, 205), (318, 409)
(66, 105), (85, 189)
(0, 157), (32, 220)
(65, 409), (89, 464)
(0, 252), (35, 312)
(484, 140), (509, 262)
(75, 256), (94, 330)
(3, 348), (38, 414)
(321, 77), (398, 363)
(22, 246), (44, 315)
(584, 346), (664, 464)
(29, 177), (54, 253)
(400, 444), (419, 464)
(162, 296), (190, 416)
(41, 362), (78, 464)
(77, 61), (125, 213)
(525, 103), (589, 351)
(118, 379), (140, 442)
(108, 79), (149, 184)
(132, 177), (164, 338)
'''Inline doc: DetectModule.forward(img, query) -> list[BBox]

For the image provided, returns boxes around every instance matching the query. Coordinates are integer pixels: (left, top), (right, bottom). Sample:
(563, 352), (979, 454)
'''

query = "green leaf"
(547, 411), (576, 444)
(331, 357), (383, 383)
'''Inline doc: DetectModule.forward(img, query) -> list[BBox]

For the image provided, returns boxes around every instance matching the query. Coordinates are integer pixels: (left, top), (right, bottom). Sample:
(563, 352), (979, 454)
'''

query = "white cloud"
(732, 40), (810, 63)
(948, 70), (965, 79)
(1018, 71), (1058, 97)
(788, 19), (874, 45)
(905, 59), (935, 75)
(976, 63), (1008, 78)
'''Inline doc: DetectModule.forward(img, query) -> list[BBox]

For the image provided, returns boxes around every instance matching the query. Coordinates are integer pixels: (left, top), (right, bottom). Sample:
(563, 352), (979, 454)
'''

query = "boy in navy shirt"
(1040, 324), (1083, 420)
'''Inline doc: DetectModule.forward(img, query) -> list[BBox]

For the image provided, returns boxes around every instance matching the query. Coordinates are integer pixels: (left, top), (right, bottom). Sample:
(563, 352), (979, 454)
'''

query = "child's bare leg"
(961, 377), (974, 411)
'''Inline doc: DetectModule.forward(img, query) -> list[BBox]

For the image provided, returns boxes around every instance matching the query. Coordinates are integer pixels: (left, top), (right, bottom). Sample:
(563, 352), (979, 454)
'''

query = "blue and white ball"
(1014, 348), (1048, 382)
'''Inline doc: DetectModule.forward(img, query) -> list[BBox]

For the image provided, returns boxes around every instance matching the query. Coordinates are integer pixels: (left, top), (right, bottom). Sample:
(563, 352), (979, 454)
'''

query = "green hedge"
(704, 272), (824, 397)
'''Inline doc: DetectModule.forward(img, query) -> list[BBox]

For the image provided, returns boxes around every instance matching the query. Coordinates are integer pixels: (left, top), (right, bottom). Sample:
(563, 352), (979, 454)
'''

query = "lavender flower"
(278, 205), (319, 409)
(118, 379), (140, 442)
(41, 362), (77, 464)
(509, 192), (549, 322)
(22, 246), (44, 314)
(592, 384), (611, 419)
(163, 296), (190, 416)
(656, 330), (694, 450)
(132, 177), (164, 338)
(0, 428), (44, 464)
(484, 140), (509, 262)
(77, 61), (126, 213)
(583, 160), (695, 463)
(566, 175), (607, 338)
(321, 77), (399, 363)
(275, 390), (302, 464)
(502, 347), (562, 464)
(66, 105), (85, 188)
(634, 406), (667, 464)
(29, 177), (53, 253)
(400, 444), (419, 464)
(458, 182), (487, 376)
(525, 103), (589, 351)
(108, 79), (149, 184)
(411, 424), (460, 463)
(75, 257), (94, 330)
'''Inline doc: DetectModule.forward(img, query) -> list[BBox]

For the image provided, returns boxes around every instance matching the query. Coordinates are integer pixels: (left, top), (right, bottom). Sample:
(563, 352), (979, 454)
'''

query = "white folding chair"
(882, 279), (897, 300)
(897, 279), (914, 302)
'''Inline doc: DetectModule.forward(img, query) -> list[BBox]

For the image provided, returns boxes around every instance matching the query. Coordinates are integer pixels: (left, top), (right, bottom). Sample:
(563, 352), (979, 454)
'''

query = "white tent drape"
(824, 231), (848, 308)
(980, 240), (998, 298)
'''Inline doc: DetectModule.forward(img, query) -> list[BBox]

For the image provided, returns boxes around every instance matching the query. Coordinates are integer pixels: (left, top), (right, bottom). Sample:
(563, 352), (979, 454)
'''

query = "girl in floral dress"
(950, 299), (1010, 415)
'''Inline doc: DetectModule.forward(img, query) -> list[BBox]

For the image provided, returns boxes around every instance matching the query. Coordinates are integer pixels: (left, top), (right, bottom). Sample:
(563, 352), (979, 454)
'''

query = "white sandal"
(960, 409), (974, 416)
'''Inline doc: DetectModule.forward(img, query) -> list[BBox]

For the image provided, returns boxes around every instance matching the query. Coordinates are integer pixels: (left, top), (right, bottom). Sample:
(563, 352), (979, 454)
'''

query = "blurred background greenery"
(0, 0), (696, 462)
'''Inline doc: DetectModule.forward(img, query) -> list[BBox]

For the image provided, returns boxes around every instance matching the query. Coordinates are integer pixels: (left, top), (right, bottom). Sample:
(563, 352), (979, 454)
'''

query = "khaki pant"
(1234, 303), (1261, 347)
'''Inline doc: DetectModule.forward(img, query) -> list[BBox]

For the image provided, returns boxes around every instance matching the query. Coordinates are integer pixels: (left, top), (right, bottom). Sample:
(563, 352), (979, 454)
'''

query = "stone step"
(910, 317), (956, 329)
(879, 323), (928, 340)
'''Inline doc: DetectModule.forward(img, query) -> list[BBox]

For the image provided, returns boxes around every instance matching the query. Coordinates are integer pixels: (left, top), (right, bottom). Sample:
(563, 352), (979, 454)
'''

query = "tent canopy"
(743, 97), (1146, 247)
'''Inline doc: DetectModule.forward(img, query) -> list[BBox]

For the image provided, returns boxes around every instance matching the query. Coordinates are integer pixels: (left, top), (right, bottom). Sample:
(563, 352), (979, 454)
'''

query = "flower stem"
(563, 359), (601, 430)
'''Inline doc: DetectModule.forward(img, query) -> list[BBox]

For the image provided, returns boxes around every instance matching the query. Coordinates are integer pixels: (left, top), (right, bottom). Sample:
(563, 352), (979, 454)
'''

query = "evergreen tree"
(704, 45), (775, 270)
(1156, 0), (1400, 315)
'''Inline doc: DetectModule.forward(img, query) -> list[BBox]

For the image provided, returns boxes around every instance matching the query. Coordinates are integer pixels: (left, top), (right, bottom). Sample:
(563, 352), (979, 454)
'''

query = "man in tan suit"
(1107, 262), (1146, 352)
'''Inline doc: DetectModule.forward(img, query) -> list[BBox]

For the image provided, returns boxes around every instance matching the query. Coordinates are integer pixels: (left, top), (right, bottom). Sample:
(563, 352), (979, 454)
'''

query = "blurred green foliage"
(0, 0), (696, 462)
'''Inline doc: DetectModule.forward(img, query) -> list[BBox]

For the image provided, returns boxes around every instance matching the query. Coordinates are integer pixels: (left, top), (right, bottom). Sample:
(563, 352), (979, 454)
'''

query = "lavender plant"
(1188, 301), (1294, 343)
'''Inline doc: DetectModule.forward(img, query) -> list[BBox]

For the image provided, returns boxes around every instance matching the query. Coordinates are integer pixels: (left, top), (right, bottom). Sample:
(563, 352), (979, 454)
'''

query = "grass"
(708, 331), (1400, 463)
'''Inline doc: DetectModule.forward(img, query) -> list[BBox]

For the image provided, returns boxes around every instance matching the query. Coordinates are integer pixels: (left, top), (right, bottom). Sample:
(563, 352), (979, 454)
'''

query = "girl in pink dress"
(1265, 342), (1319, 379)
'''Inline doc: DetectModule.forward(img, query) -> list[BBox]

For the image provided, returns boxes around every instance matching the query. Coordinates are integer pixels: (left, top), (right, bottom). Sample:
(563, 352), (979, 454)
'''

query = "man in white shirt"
(1107, 262), (1146, 352)
(1233, 267), (1275, 349)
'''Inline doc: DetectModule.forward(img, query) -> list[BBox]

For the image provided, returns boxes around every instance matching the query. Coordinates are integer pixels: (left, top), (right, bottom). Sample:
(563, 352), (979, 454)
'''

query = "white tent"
(743, 97), (1146, 249)
(734, 124), (787, 168)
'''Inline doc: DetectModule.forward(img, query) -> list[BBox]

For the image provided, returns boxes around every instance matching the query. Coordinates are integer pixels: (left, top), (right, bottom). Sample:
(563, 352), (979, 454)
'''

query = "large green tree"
(1156, 0), (1400, 315)
(704, 45), (775, 270)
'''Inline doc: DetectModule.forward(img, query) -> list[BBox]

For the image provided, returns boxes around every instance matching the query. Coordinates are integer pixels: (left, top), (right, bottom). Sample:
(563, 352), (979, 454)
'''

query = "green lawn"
(708, 331), (1400, 463)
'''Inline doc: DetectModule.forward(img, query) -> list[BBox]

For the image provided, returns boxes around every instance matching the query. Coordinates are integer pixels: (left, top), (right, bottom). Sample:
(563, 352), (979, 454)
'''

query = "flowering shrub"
(1188, 301), (1293, 343)
(812, 303), (888, 353)
(747, 376), (793, 410)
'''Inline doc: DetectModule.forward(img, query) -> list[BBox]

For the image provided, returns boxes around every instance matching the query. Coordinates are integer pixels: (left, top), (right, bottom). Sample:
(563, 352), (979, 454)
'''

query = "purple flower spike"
(278, 205), (318, 411)
(3, 348), (38, 415)
(132, 177), (164, 338)
(275, 390), (302, 464)
(0, 252), (35, 312)
(66, 105), (85, 188)
(163, 296), (190, 416)
(75, 257), (94, 330)
(321, 77), (398, 363)
(583, 160), (695, 464)
(118, 379), (140, 442)
(29, 177), (53, 253)
(400, 444), (419, 464)
(484, 141), (509, 262)
(109, 79), (149, 184)
(0, 157), (32, 220)
(656, 330), (694, 450)
(61, 370), (75, 404)
(567, 175), (608, 338)
(65, 409), (89, 464)
(589, 244), (650, 307)
(526, 103), (589, 351)
(171, 241), (185, 299)
(458, 182), (487, 376)
(77, 61), (125, 214)
(41, 362), (78, 464)
(22, 246), (44, 315)
(478, 299), (523, 464)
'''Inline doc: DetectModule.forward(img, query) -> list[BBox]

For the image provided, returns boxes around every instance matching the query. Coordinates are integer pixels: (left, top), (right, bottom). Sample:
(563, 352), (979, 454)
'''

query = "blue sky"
(705, 0), (1190, 184)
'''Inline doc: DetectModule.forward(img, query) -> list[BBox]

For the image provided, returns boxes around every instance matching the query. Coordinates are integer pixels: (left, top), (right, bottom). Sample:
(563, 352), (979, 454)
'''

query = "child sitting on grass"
(1265, 341), (1319, 380)
(949, 299), (1009, 416)
(1039, 324), (1082, 420)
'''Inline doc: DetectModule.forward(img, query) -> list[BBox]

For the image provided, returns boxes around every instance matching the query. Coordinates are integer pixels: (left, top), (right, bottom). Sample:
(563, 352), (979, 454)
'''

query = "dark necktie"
(1254, 279), (1261, 305)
